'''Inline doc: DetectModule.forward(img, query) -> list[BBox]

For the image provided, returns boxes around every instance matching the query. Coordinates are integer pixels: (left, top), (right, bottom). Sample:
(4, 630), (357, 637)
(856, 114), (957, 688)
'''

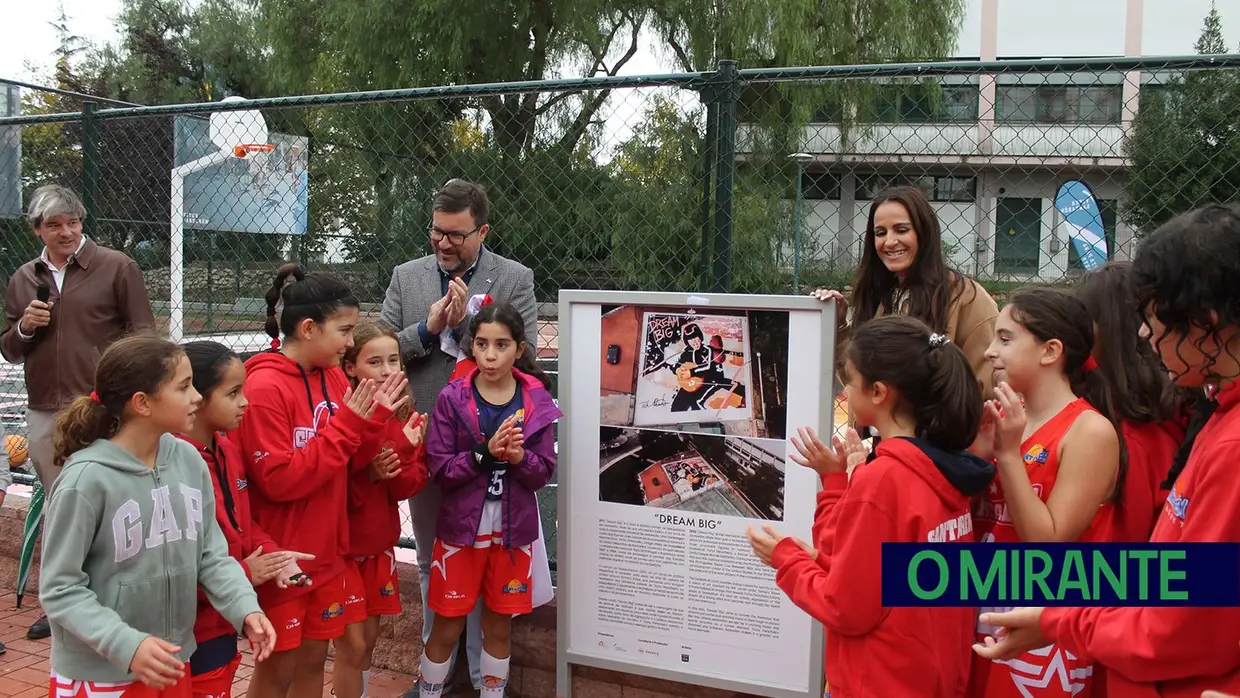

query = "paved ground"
(0, 592), (422, 697)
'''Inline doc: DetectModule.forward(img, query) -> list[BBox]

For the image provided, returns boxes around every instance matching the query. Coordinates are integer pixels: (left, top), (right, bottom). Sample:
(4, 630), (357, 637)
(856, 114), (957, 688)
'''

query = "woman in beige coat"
(816, 186), (999, 422)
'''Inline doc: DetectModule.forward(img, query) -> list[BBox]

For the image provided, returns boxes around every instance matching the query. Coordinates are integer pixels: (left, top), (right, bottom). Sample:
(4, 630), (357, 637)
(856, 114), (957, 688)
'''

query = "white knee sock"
(419, 656), (452, 698)
(360, 669), (371, 698)
(479, 650), (510, 698)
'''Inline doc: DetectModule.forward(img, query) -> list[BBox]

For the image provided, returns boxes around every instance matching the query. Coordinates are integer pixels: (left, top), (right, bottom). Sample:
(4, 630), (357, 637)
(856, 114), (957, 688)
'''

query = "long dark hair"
(1129, 204), (1240, 487)
(847, 315), (982, 452)
(1076, 262), (1186, 424)
(264, 262), (359, 344)
(468, 302), (551, 390)
(1006, 287), (1127, 499)
(54, 334), (186, 467)
(183, 341), (240, 401)
(851, 186), (974, 334)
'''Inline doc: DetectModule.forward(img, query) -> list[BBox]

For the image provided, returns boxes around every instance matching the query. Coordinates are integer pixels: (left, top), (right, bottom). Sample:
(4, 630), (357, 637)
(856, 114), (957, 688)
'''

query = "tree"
(1123, 4), (1240, 236)
(15, 0), (967, 295)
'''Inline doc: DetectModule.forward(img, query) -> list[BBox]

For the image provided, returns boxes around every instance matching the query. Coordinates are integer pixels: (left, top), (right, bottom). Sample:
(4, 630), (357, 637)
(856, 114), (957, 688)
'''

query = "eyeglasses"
(429, 224), (481, 246)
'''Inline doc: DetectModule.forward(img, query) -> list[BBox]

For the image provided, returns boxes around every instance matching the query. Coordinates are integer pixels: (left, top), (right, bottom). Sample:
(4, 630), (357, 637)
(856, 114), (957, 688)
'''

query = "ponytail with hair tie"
(262, 261), (358, 349)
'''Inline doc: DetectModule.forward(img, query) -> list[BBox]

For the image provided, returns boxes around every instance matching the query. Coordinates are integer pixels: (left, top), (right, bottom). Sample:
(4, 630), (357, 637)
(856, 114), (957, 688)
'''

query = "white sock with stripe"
(361, 669), (371, 697)
(480, 649), (510, 698)
(419, 656), (451, 698)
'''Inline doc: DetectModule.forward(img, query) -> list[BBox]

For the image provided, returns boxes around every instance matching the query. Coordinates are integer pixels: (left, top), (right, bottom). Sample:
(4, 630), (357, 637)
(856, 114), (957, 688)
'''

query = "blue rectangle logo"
(881, 543), (1240, 607)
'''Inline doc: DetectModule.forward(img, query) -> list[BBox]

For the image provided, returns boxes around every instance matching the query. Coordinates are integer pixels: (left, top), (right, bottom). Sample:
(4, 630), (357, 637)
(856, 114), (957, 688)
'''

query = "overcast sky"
(5, 0), (1238, 88)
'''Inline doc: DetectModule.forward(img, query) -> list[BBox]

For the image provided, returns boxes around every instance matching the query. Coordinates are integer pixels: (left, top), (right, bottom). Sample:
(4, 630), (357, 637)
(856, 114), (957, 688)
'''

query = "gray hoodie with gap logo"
(39, 434), (262, 681)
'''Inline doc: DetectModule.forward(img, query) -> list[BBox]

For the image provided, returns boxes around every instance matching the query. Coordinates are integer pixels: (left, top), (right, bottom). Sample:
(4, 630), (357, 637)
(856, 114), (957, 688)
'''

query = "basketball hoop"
(233, 143), (276, 158)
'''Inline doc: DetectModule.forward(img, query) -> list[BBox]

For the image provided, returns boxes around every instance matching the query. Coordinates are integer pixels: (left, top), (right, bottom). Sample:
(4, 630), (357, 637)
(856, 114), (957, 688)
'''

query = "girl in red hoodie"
(748, 315), (996, 698)
(1075, 263), (1189, 542)
(333, 320), (429, 698)
(971, 287), (1124, 698)
(236, 263), (409, 698)
(974, 204), (1240, 698)
(179, 341), (315, 698)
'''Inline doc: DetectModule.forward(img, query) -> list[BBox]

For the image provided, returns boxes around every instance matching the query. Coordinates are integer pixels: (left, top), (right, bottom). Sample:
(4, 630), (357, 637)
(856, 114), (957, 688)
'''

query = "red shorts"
(263, 570), (348, 652)
(341, 550), (403, 624)
(190, 654), (241, 698)
(428, 539), (533, 617)
(50, 672), (191, 698)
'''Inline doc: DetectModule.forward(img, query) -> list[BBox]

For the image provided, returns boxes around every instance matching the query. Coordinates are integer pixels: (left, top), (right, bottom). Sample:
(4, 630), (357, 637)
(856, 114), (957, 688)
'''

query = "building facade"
(784, 0), (1238, 281)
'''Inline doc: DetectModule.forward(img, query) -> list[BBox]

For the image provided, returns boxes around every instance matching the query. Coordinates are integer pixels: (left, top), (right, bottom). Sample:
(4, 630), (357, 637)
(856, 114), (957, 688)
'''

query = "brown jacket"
(837, 276), (999, 398)
(1, 239), (155, 410)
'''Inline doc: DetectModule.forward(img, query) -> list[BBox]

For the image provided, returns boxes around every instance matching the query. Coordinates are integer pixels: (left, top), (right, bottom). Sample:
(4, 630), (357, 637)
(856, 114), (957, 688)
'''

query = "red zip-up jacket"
(1115, 419), (1186, 542)
(177, 433), (280, 644)
(1039, 383), (1240, 698)
(771, 437), (995, 698)
(234, 351), (388, 608)
(347, 414), (429, 556)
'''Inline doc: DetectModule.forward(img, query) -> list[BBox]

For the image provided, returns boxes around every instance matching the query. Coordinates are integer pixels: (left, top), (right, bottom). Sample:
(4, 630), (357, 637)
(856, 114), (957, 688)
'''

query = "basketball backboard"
(208, 95), (270, 156)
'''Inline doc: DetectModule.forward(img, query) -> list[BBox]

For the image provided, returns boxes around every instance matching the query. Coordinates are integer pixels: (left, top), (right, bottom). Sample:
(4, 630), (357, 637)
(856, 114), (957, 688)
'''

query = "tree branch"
(650, 7), (695, 72)
(552, 15), (644, 154)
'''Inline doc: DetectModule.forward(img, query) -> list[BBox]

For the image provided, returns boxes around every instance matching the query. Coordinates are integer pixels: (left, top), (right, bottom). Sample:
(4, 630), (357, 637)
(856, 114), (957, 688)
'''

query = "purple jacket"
(425, 367), (561, 548)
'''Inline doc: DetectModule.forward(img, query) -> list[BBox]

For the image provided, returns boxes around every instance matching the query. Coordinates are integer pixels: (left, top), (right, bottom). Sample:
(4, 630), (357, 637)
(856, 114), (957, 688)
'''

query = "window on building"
(856, 174), (977, 202)
(997, 85), (1123, 124)
(800, 171), (841, 200)
(932, 176), (977, 202)
(873, 85), (979, 123)
(1137, 84), (1181, 115)
(813, 85), (979, 123)
(1068, 198), (1118, 270)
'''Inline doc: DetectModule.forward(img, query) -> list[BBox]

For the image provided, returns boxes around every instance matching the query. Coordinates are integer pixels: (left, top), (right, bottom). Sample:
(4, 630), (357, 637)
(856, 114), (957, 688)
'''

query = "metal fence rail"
(3, 54), (1240, 579)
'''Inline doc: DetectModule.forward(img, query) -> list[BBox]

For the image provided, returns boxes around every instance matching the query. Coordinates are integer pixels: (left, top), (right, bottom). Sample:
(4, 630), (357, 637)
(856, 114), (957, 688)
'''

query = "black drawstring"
(297, 365), (315, 417)
(320, 370), (335, 416)
(296, 364), (336, 418)
(210, 436), (242, 533)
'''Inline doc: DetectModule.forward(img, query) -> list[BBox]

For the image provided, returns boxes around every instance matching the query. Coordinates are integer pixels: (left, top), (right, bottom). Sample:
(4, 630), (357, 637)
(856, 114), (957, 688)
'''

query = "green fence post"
(709, 60), (739, 293)
(81, 102), (99, 238)
(698, 102), (718, 290)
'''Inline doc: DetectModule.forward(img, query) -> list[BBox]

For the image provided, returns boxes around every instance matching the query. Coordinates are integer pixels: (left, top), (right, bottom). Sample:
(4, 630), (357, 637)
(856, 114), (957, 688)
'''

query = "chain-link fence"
(3, 54), (1240, 577)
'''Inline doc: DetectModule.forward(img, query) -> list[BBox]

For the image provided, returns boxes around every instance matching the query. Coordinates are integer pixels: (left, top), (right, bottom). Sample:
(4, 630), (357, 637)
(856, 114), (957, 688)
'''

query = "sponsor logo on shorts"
(444, 590), (467, 601)
(345, 594), (363, 606)
(322, 602), (344, 621)
(380, 582), (397, 597)
(501, 579), (528, 595)
(286, 617), (301, 630)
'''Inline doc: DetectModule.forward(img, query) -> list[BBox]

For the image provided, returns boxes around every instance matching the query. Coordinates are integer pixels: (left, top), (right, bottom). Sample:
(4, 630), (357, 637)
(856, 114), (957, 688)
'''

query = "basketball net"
(234, 143), (276, 196)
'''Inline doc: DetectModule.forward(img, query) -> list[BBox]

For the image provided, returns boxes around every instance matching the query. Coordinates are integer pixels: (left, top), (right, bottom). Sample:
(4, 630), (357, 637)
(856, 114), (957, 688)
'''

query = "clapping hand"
(504, 424), (526, 465)
(841, 427), (868, 472)
(243, 546), (294, 586)
(343, 379), (378, 419)
(372, 372), (410, 414)
(747, 525), (816, 568)
(990, 383), (1026, 457)
(790, 426), (853, 476)
(369, 447), (402, 482)
(402, 412), (426, 449)
(488, 415), (518, 460)
(445, 277), (468, 328)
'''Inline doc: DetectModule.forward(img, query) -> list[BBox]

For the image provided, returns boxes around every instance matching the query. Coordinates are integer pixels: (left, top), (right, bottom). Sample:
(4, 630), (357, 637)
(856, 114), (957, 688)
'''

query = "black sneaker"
(0, 640), (7, 655)
(27, 614), (50, 640)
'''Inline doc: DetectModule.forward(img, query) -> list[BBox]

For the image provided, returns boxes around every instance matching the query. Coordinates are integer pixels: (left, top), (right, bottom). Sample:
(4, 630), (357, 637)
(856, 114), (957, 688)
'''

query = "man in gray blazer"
(382, 178), (537, 693)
